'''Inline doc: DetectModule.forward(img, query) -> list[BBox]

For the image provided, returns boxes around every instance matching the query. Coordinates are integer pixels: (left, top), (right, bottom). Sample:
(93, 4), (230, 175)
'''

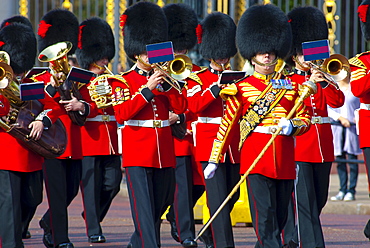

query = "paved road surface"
(23, 171), (370, 247)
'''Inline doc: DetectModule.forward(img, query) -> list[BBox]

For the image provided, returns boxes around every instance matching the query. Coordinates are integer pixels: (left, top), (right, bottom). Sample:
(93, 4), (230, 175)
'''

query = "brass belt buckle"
(153, 120), (161, 128)
(312, 117), (321, 124)
(102, 115), (110, 122)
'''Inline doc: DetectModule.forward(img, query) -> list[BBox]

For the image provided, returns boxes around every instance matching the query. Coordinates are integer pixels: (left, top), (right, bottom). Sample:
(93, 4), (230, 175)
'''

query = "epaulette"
(233, 75), (250, 84)
(29, 70), (49, 82)
(120, 68), (133, 76)
(349, 52), (370, 69)
(187, 68), (207, 85)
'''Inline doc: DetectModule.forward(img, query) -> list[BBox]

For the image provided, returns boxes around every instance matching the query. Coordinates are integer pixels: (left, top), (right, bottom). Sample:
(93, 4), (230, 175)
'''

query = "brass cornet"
(153, 54), (192, 92)
(308, 54), (350, 89)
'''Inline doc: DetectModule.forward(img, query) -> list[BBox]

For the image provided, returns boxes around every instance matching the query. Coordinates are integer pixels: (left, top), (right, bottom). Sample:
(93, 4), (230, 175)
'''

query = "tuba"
(38, 41), (86, 126)
(308, 54), (350, 89)
(0, 52), (67, 159)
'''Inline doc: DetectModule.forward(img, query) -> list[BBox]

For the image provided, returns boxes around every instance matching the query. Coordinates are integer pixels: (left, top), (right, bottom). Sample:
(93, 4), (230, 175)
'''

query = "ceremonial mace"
(196, 80), (317, 240)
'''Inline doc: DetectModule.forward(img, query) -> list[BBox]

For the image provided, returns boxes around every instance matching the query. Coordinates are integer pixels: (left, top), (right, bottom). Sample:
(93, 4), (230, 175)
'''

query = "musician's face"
(89, 57), (109, 74)
(252, 52), (276, 75)
(294, 54), (310, 71)
(136, 53), (152, 71)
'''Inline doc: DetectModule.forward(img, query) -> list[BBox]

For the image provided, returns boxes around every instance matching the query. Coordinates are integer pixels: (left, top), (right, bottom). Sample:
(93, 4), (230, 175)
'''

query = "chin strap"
(211, 59), (231, 71)
(252, 56), (278, 67)
(135, 55), (152, 68)
(293, 55), (311, 71)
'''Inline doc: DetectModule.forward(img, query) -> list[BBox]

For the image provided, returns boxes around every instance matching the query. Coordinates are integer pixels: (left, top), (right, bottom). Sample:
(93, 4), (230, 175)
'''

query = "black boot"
(39, 218), (54, 248)
(166, 212), (180, 242)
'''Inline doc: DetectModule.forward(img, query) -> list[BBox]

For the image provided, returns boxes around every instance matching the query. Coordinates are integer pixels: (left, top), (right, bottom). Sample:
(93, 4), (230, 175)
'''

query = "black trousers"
(167, 155), (196, 241)
(201, 160), (240, 248)
(292, 161), (332, 248)
(80, 155), (122, 236)
(42, 158), (82, 246)
(247, 174), (294, 248)
(0, 170), (43, 248)
(362, 148), (370, 195)
(126, 166), (175, 248)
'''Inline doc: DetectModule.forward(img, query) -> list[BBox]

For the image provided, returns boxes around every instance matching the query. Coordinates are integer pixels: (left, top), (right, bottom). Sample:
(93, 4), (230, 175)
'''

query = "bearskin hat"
(359, 0), (370, 41)
(288, 6), (328, 57)
(237, 4), (292, 62)
(37, 8), (79, 55)
(199, 12), (237, 60)
(121, 2), (168, 61)
(163, 3), (198, 52)
(1, 15), (33, 30)
(0, 23), (37, 74)
(76, 17), (115, 70)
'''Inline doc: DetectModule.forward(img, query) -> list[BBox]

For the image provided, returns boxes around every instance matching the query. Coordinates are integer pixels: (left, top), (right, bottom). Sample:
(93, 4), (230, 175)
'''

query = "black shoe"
(56, 242), (74, 248)
(364, 219), (370, 240)
(127, 243), (132, 248)
(198, 234), (214, 248)
(39, 218), (53, 248)
(22, 230), (31, 239)
(88, 234), (106, 243)
(283, 240), (299, 248)
(166, 213), (180, 242)
(181, 238), (198, 247)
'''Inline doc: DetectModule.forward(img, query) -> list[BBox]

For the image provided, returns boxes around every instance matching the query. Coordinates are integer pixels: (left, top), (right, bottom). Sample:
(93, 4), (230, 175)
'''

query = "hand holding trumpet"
(146, 68), (166, 91)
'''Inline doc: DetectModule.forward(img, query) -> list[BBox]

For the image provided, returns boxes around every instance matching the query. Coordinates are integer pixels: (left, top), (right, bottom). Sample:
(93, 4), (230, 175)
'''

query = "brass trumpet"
(153, 54), (192, 92)
(308, 54), (350, 89)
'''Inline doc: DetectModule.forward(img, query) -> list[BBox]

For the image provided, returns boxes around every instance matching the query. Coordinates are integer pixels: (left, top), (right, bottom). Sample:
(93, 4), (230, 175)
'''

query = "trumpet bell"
(322, 54), (350, 82)
(167, 55), (192, 81)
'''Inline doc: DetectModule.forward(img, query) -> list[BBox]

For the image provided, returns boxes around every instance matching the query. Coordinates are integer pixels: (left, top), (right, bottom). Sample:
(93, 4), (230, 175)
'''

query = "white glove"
(204, 163), (218, 179)
(278, 117), (293, 135)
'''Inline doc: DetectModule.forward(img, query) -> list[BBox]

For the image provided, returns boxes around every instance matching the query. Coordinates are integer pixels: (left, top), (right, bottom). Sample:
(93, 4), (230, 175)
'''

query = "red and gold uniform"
(208, 71), (310, 248)
(112, 67), (187, 168)
(33, 70), (90, 247)
(187, 67), (241, 247)
(209, 71), (311, 178)
(284, 69), (344, 248)
(111, 65), (187, 247)
(0, 79), (62, 171)
(187, 68), (240, 164)
(0, 76), (63, 248)
(349, 52), (370, 193)
(33, 71), (85, 159)
(79, 76), (122, 239)
(350, 52), (370, 148)
(81, 85), (119, 156)
(290, 71), (344, 163)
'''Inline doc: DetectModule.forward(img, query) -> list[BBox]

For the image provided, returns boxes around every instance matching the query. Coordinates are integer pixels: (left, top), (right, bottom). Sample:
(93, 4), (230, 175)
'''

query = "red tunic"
(32, 71), (85, 159)
(209, 72), (311, 179)
(349, 52), (370, 148)
(288, 73), (344, 162)
(187, 68), (240, 163)
(0, 78), (63, 172)
(111, 68), (187, 168)
(80, 83), (119, 156)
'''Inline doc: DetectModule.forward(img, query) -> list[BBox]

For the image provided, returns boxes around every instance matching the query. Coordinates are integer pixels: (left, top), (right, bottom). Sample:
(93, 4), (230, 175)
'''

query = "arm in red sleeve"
(186, 78), (221, 114)
(350, 54), (370, 98)
(321, 83), (345, 108)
